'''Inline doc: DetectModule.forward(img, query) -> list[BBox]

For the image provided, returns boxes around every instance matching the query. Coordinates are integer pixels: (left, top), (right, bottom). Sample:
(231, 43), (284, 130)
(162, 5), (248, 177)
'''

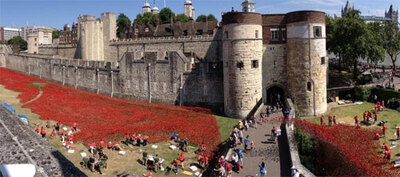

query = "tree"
(364, 22), (385, 66)
(159, 8), (175, 24)
(207, 14), (217, 22)
(196, 15), (207, 22)
(136, 12), (158, 26)
(116, 13), (131, 38)
(382, 22), (400, 69)
(328, 10), (384, 80)
(52, 30), (61, 39)
(8, 36), (27, 51)
(176, 13), (189, 23)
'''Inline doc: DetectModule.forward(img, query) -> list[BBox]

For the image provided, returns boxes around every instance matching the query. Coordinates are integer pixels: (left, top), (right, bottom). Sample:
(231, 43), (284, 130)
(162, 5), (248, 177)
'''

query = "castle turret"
(184, 0), (194, 19)
(101, 12), (116, 60)
(222, 12), (263, 118)
(27, 33), (39, 54)
(241, 0), (255, 13)
(286, 11), (327, 116)
(78, 15), (104, 60)
(142, 0), (151, 14)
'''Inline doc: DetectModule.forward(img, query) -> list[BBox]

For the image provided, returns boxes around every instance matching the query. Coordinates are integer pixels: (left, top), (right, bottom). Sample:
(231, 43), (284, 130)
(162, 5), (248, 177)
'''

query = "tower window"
(236, 61), (244, 69)
(251, 60), (259, 68)
(271, 29), (279, 41)
(313, 26), (322, 38)
(321, 57), (325, 65)
(225, 31), (229, 39)
(255, 30), (259, 39)
(282, 28), (286, 41)
(196, 29), (203, 35)
(307, 82), (312, 91)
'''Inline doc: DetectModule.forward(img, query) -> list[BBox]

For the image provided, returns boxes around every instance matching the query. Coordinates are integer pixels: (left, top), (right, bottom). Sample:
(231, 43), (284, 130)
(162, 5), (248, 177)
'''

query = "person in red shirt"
(99, 140), (105, 149)
(368, 111), (372, 119)
(383, 143), (390, 151)
(198, 155), (204, 167)
(35, 126), (40, 134)
(374, 105), (378, 112)
(356, 124), (361, 129)
(147, 171), (153, 177)
(397, 127), (400, 140)
(125, 134), (130, 145)
(225, 162), (233, 176)
(354, 115), (359, 125)
(375, 132), (381, 140)
(72, 122), (77, 131)
(320, 116), (324, 125)
(328, 115), (333, 126)
(131, 134), (137, 142)
(50, 129), (55, 138)
(363, 111), (367, 122)
(374, 113), (378, 122)
(68, 134), (74, 143)
(173, 158), (179, 175)
(65, 141), (71, 150)
(384, 150), (391, 162)
(41, 127), (46, 138)
(179, 153), (185, 169)
(382, 125), (387, 136)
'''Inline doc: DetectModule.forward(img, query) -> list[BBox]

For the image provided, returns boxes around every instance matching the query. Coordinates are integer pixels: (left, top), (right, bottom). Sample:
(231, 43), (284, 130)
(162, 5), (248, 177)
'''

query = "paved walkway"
(232, 105), (291, 177)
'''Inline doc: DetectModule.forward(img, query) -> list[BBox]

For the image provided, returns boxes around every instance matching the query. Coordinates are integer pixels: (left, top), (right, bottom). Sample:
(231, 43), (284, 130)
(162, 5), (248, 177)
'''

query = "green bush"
(295, 128), (317, 172)
(370, 87), (400, 101)
(354, 87), (371, 101)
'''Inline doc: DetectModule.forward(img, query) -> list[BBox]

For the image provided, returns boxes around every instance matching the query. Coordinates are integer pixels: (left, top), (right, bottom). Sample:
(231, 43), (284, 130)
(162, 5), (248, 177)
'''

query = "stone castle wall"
(262, 44), (287, 102)
(3, 52), (224, 113)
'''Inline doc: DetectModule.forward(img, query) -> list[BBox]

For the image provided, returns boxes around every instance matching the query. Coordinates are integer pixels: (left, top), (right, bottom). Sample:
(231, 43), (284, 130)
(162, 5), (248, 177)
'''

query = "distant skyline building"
(0, 27), (21, 41)
(20, 26), (55, 44)
(341, 0), (398, 24)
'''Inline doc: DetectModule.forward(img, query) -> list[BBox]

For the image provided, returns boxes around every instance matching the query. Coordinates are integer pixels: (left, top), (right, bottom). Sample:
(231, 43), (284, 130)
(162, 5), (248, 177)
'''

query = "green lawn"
(306, 102), (400, 160)
(216, 116), (238, 142)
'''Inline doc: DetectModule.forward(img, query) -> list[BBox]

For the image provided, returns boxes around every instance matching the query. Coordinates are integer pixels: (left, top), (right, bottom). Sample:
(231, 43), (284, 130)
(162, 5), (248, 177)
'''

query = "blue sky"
(0, 0), (398, 29)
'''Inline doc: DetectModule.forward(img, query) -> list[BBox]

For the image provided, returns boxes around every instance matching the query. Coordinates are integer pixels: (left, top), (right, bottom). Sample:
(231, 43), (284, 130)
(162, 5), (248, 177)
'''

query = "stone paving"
(0, 105), (86, 177)
(232, 106), (291, 177)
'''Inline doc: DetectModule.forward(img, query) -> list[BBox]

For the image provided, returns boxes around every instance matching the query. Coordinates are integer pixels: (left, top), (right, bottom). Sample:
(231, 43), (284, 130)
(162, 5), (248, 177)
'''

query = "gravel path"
(232, 106), (291, 177)
(0, 105), (86, 177)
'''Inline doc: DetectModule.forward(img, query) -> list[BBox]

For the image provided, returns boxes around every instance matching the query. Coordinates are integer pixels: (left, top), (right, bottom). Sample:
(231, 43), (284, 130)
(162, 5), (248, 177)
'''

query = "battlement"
(109, 34), (218, 45)
(79, 15), (96, 22)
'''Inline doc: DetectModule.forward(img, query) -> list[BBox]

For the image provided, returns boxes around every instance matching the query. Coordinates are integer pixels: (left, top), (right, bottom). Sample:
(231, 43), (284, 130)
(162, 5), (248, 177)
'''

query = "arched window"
(307, 82), (312, 91)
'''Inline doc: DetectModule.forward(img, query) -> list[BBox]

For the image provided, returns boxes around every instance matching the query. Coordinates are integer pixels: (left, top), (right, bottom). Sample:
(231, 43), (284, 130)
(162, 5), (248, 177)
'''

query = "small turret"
(142, 0), (151, 14)
(241, 0), (255, 13)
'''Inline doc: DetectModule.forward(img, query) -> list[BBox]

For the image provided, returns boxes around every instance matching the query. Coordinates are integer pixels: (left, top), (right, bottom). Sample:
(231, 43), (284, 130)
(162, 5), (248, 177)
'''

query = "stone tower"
(142, 0), (151, 14)
(286, 11), (327, 116)
(241, 0), (255, 13)
(78, 15), (104, 60)
(222, 12), (263, 118)
(184, 0), (194, 19)
(385, 4), (399, 24)
(101, 12), (116, 60)
(27, 33), (39, 54)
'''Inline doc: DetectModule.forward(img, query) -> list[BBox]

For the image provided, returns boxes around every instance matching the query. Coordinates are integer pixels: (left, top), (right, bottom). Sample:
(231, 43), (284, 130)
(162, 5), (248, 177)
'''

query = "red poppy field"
(292, 118), (400, 176)
(0, 68), (220, 156)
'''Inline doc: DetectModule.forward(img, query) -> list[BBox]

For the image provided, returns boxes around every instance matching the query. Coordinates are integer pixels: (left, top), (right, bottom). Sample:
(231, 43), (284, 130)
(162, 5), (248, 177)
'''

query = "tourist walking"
(244, 135), (249, 152)
(259, 161), (267, 177)
(320, 116), (324, 125)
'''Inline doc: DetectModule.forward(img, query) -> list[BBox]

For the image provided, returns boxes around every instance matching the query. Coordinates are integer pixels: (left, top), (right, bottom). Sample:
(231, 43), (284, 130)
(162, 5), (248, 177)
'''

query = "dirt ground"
(0, 84), (201, 176)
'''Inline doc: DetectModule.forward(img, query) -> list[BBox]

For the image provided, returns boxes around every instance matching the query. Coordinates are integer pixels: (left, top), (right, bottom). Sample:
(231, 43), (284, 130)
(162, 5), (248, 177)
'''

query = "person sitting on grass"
(195, 142), (206, 154)
(107, 141), (112, 149)
(131, 134), (137, 145)
(112, 141), (122, 151)
(72, 122), (77, 132)
(383, 143), (390, 151)
(180, 138), (188, 152)
(65, 141), (71, 150)
(41, 127), (46, 138)
(46, 120), (50, 128)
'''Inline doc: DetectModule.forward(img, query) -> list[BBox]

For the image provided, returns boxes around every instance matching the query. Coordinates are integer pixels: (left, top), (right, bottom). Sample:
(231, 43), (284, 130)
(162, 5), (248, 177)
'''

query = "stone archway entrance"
(266, 85), (285, 105)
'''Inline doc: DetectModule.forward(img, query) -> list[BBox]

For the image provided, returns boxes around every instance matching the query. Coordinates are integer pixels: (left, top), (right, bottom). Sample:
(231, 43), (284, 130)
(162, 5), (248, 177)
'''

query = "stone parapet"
(109, 34), (217, 45)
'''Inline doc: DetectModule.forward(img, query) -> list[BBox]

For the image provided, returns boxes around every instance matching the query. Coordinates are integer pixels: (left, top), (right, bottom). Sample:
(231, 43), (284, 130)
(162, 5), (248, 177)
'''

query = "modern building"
(0, 27), (21, 41)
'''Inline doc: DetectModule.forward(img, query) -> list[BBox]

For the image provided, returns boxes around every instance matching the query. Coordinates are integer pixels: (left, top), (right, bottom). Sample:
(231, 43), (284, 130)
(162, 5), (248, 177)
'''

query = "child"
(250, 141), (255, 151)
